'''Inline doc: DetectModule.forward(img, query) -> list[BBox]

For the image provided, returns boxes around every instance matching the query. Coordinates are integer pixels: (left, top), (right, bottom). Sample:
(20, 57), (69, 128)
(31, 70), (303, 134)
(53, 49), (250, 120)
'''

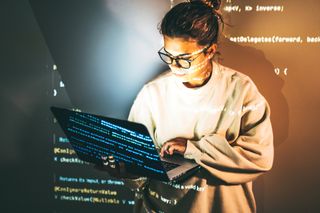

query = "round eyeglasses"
(158, 45), (210, 69)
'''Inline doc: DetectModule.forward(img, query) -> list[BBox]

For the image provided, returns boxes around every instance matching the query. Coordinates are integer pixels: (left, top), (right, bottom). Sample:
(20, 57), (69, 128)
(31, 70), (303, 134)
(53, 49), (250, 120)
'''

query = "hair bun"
(201, 0), (221, 10)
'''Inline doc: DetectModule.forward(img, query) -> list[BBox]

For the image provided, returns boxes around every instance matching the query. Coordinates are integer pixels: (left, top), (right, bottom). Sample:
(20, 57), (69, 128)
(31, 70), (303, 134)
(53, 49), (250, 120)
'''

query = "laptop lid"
(51, 106), (199, 182)
(51, 106), (176, 181)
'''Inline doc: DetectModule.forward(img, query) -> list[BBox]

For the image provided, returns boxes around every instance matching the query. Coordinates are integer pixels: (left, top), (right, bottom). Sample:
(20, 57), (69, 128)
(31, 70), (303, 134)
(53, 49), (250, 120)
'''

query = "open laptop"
(51, 106), (200, 182)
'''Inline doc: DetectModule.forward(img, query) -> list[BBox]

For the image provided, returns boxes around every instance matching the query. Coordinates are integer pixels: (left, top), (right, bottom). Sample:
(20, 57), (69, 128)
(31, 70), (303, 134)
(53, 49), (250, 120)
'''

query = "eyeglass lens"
(159, 52), (191, 68)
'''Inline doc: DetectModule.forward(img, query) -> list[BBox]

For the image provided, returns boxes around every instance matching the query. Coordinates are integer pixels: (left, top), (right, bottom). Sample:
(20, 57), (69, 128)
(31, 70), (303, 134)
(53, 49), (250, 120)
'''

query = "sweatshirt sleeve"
(128, 85), (156, 142)
(121, 86), (154, 191)
(183, 79), (274, 184)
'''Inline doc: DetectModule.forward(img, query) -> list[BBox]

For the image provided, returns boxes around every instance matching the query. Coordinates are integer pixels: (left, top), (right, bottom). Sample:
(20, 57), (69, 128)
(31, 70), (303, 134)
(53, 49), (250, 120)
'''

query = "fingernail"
(108, 156), (115, 163)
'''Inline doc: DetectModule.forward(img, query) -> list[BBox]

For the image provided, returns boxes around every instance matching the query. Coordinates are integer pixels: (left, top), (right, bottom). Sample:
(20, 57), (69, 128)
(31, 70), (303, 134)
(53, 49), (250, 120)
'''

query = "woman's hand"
(160, 137), (188, 157)
(94, 156), (139, 179)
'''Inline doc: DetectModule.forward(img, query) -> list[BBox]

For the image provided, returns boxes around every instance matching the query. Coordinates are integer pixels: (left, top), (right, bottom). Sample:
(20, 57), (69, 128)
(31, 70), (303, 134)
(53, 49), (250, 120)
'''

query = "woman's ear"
(209, 44), (217, 54)
(205, 43), (217, 55)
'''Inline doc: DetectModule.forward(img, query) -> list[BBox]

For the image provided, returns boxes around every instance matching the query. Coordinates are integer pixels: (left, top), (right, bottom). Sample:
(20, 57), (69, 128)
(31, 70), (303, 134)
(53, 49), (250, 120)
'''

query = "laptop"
(51, 106), (200, 182)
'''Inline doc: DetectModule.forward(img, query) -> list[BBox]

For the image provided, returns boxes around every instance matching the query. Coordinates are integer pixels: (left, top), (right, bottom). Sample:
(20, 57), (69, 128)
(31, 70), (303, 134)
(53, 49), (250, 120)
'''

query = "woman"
(98, 0), (274, 212)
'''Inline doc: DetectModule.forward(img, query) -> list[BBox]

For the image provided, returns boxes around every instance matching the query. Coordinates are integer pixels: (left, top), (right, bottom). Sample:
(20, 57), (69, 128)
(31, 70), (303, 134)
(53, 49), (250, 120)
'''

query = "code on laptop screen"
(54, 108), (168, 179)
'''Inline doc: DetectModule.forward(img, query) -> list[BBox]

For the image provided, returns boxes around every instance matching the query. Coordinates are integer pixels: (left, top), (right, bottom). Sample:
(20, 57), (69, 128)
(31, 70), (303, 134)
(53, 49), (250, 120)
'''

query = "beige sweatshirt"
(124, 62), (274, 213)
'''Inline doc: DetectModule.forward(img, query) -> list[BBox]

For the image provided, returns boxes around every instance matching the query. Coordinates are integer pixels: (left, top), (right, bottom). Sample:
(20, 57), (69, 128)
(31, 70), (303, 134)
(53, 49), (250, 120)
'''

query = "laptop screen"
(51, 107), (169, 180)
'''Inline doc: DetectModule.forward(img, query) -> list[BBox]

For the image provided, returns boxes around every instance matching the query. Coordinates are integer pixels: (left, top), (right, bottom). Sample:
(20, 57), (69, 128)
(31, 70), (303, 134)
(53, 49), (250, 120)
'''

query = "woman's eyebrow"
(163, 48), (192, 57)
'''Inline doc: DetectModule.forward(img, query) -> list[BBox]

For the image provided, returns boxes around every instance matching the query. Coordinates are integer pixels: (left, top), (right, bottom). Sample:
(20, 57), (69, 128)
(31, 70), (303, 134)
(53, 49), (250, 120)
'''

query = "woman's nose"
(172, 59), (182, 68)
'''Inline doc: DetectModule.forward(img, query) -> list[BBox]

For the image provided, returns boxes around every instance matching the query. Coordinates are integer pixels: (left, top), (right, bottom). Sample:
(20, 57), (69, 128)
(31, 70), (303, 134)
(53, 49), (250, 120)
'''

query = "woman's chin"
(174, 74), (189, 82)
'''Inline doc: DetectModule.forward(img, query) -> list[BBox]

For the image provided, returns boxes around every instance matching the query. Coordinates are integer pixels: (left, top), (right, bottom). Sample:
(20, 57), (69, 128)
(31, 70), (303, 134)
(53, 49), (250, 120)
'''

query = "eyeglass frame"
(157, 44), (212, 69)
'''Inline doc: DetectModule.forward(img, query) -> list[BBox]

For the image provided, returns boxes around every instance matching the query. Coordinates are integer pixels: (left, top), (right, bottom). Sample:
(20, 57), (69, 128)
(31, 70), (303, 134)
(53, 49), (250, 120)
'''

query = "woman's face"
(163, 36), (216, 84)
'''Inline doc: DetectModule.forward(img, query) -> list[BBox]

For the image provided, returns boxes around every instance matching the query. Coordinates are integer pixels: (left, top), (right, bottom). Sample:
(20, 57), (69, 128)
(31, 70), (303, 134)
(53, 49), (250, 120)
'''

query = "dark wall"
(1, 0), (319, 212)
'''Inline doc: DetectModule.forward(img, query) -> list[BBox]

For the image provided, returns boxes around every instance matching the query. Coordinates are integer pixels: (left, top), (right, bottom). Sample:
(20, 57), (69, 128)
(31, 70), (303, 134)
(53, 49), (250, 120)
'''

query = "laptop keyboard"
(161, 161), (180, 171)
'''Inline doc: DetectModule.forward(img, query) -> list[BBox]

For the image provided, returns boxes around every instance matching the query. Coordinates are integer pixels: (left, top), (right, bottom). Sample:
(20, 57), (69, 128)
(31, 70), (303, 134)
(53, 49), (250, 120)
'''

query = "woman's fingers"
(108, 156), (117, 169)
(94, 156), (140, 179)
(97, 155), (119, 175)
(168, 145), (176, 155)
(160, 142), (174, 156)
(101, 156), (109, 166)
(160, 140), (187, 156)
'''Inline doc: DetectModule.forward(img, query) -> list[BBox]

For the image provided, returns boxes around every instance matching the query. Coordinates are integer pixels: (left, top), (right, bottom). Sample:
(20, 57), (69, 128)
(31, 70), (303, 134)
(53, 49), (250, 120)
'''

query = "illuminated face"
(163, 36), (216, 84)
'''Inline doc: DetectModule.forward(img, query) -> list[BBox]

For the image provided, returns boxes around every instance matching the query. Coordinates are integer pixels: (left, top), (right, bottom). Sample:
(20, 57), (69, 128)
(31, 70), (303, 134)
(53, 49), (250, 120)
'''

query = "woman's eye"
(179, 56), (192, 60)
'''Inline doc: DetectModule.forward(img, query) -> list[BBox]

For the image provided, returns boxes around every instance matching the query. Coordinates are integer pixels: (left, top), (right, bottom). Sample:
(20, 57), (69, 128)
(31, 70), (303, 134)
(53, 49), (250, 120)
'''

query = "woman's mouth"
(171, 68), (187, 76)
(173, 71), (186, 77)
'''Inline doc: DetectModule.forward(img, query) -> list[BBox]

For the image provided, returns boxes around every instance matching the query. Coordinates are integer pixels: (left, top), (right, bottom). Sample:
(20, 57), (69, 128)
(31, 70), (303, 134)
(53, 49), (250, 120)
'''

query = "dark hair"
(159, 0), (224, 46)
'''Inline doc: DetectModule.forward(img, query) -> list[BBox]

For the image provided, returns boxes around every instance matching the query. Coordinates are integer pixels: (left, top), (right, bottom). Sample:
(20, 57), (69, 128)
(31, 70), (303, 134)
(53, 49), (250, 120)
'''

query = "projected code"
(222, 0), (285, 13)
(221, 0), (320, 45)
(228, 36), (320, 44)
(51, 67), (135, 211)
(54, 175), (134, 205)
(224, 4), (284, 13)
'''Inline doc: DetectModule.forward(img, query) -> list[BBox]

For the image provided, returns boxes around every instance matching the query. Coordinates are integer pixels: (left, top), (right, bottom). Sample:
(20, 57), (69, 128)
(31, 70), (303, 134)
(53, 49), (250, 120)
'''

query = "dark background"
(1, 0), (319, 212)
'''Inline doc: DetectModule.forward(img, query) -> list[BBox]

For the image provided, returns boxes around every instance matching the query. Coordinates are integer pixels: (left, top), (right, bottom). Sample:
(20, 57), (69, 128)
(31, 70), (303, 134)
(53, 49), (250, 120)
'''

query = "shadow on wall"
(219, 36), (289, 147)
(218, 36), (289, 213)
